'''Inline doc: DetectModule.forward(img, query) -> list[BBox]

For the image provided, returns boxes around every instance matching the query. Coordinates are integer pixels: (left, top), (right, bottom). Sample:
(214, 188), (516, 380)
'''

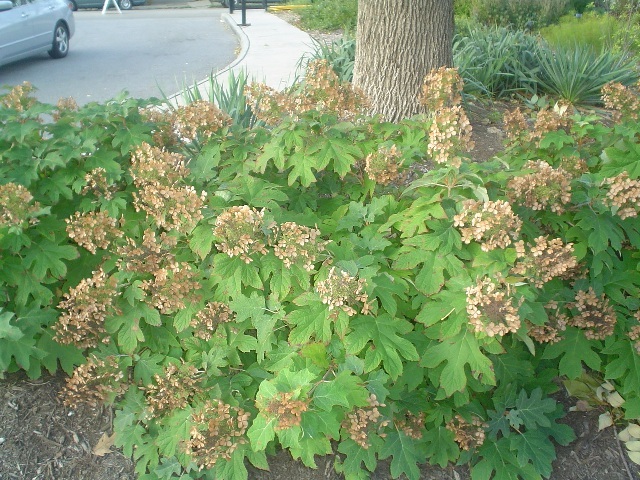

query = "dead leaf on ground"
(92, 432), (116, 457)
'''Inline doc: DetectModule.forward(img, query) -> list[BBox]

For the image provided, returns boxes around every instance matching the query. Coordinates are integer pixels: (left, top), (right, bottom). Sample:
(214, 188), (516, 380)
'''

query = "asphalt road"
(0, 7), (238, 105)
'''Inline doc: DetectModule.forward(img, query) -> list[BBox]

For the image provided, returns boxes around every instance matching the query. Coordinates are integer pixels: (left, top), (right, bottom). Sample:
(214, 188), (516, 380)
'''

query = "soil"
(1, 12), (639, 480)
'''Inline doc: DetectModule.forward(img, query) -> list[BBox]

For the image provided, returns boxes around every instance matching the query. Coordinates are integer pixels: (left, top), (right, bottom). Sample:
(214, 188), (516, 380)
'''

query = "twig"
(613, 424), (635, 480)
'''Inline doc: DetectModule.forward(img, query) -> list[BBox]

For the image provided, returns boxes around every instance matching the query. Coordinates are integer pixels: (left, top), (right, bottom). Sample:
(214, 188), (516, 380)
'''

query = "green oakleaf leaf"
(313, 371), (369, 411)
(287, 300), (331, 344)
(189, 224), (215, 259)
(379, 430), (426, 480)
(510, 429), (556, 478)
(247, 413), (277, 451)
(23, 239), (78, 280)
(423, 426), (459, 468)
(421, 331), (495, 396)
(603, 337), (640, 396)
(542, 327), (601, 379)
(473, 438), (542, 480)
(345, 314), (418, 380)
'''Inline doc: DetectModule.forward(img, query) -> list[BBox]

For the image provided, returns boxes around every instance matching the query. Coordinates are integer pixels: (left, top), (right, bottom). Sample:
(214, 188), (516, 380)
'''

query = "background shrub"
(298, 0), (357, 32)
(472, 0), (571, 29)
(539, 12), (619, 52)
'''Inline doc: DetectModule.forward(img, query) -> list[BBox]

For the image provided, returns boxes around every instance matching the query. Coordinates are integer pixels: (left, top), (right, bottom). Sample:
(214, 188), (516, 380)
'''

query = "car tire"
(48, 23), (70, 59)
(119, 0), (132, 9)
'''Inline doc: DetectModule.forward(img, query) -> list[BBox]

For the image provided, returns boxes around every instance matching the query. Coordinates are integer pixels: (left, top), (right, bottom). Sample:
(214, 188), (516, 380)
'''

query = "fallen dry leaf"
(92, 432), (116, 457)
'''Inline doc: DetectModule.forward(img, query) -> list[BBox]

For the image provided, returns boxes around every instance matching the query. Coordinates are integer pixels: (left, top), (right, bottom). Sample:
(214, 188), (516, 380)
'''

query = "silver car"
(0, 0), (75, 67)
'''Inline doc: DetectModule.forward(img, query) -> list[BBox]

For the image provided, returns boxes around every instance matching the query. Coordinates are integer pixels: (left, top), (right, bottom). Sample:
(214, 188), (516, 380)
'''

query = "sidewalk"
(169, 8), (316, 103)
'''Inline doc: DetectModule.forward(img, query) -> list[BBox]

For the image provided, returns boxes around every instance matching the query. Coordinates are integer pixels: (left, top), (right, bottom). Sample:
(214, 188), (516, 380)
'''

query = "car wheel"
(119, 0), (132, 9)
(49, 23), (70, 59)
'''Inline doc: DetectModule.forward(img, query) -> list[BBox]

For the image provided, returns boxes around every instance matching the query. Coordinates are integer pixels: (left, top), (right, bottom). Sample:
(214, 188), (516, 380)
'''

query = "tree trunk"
(353, 0), (454, 121)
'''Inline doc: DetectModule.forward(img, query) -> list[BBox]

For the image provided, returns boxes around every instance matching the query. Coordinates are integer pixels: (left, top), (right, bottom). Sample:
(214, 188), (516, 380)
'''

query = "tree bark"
(353, 0), (454, 122)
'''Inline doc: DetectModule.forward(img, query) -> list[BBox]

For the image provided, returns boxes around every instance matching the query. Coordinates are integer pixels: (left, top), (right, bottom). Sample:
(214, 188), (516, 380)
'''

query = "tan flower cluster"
(427, 105), (474, 168)
(140, 261), (201, 314)
(53, 268), (119, 349)
(315, 267), (370, 317)
(245, 60), (367, 124)
(144, 363), (200, 417)
(81, 168), (117, 200)
(184, 400), (250, 470)
(66, 210), (123, 254)
(466, 276), (521, 337)
(629, 316), (640, 354)
(453, 199), (522, 252)
(171, 100), (232, 143)
(130, 142), (189, 188)
(264, 391), (309, 431)
(395, 411), (425, 440)
(271, 222), (328, 271)
(526, 300), (568, 344)
(1, 81), (37, 112)
(139, 107), (177, 149)
(507, 160), (572, 214)
(191, 302), (236, 341)
(0, 183), (41, 230)
(445, 414), (487, 451)
(530, 103), (573, 146)
(364, 144), (405, 185)
(52, 97), (78, 122)
(213, 206), (269, 263)
(601, 82), (639, 122)
(419, 67), (464, 112)
(116, 229), (177, 274)
(603, 172), (640, 220)
(342, 394), (389, 449)
(60, 355), (125, 408)
(512, 237), (577, 288)
(503, 107), (529, 143)
(133, 184), (206, 233)
(569, 288), (617, 340)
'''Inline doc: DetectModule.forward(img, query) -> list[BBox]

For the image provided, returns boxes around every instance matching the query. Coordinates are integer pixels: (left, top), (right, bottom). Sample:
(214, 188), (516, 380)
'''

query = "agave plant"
(533, 43), (639, 105)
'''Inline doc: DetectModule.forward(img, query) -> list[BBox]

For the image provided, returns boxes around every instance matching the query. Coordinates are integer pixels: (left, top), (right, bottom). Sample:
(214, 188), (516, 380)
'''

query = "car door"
(0, 0), (37, 64)
(28, 0), (58, 50)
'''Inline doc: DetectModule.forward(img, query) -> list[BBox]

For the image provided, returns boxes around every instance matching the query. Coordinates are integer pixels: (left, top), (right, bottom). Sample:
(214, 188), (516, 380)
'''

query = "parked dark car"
(0, 0), (75, 67)
(70, 0), (144, 10)
(219, 0), (281, 7)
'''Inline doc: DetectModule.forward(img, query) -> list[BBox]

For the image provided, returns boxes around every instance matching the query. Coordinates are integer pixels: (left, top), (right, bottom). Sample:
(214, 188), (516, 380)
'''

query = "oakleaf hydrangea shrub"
(1, 70), (640, 480)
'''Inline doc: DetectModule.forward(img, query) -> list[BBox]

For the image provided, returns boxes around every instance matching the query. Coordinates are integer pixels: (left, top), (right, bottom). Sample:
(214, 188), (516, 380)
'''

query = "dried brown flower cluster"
(445, 414), (487, 451)
(171, 100), (232, 143)
(466, 276), (521, 337)
(0, 183), (41, 230)
(52, 97), (78, 122)
(395, 411), (425, 440)
(191, 302), (236, 341)
(271, 222), (328, 271)
(526, 300), (568, 344)
(315, 267), (370, 317)
(453, 199), (522, 252)
(81, 167), (117, 200)
(245, 60), (367, 125)
(420, 67), (464, 112)
(603, 172), (640, 220)
(427, 106), (474, 168)
(66, 210), (123, 254)
(184, 400), (250, 470)
(503, 107), (529, 143)
(507, 160), (572, 214)
(140, 261), (201, 314)
(629, 315), (640, 354)
(133, 184), (206, 234)
(504, 103), (573, 146)
(139, 107), (177, 149)
(264, 391), (309, 430)
(364, 144), (405, 185)
(512, 237), (577, 288)
(144, 363), (200, 416)
(130, 142), (189, 188)
(342, 394), (389, 449)
(117, 229), (177, 274)
(213, 206), (269, 263)
(1, 81), (37, 112)
(569, 288), (617, 340)
(61, 355), (125, 408)
(530, 103), (573, 146)
(601, 82), (639, 122)
(53, 268), (119, 349)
